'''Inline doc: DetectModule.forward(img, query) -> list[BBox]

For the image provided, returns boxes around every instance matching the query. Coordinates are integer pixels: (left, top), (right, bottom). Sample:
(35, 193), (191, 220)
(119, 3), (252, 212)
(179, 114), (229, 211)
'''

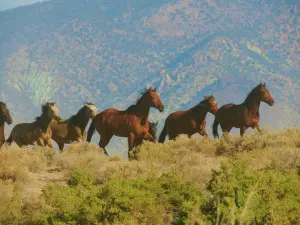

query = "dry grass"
(0, 128), (299, 224)
(0, 128), (299, 195)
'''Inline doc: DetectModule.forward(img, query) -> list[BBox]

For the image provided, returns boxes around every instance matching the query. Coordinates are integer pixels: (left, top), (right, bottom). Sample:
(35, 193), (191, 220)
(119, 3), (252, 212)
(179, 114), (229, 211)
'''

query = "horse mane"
(60, 107), (86, 124)
(34, 103), (49, 121)
(59, 103), (96, 124)
(189, 97), (210, 111)
(126, 87), (157, 113)
(136, 88), (151, 105)
(243, 83), (262, 104)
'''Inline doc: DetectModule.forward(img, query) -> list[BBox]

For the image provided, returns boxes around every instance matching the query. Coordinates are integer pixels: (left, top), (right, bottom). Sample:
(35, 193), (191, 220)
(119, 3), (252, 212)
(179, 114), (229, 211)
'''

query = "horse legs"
(57, 143), (64, 152)
(200, 129), (208, 137)
(128, 132), (135, 160)
(220, 124), (232, 137)
(133, 137), (142, 148)
(37, 138), (45, 147)
(98, 132), (112, 156)
(252, 123), (262, 133)
(169, 133), (178, 141)
(240, 126), (246, 136)
(47, 139), (53, 148)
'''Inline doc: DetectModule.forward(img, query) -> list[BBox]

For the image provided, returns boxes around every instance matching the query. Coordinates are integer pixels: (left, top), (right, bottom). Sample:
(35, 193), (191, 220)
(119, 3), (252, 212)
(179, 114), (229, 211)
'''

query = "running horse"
(159, 96), (218, 143)
(0, 102), (13, 148)
(212, 82), (274, 138)
(87, 87), (164, 159)
(6, 102), (61, 147)
(51, 103), (98, 151)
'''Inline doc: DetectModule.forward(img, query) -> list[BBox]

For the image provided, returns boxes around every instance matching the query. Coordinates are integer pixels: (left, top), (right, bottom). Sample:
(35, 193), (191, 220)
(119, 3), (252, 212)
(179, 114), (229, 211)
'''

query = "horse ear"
(153, 87), (157, 92)
(155, 121), (158, 126)
(149, 87), (152, 91)
(263, 82), (266, 87)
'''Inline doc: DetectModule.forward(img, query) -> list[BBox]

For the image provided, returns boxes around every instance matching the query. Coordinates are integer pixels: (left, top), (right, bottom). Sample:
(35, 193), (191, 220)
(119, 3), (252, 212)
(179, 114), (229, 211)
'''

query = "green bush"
(203, 159), (300, 225)
(37, 171), (204, 225)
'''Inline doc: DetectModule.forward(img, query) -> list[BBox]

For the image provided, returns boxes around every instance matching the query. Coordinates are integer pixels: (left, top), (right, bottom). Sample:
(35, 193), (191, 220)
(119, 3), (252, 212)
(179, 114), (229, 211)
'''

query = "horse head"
(43, 102), (61, 121)
(204, 96), (218, 115)
(258, 82), (275, 106)
(0, 102), (12, 125)
(142, 87), (165, 112)
(84, 102), (98, 118)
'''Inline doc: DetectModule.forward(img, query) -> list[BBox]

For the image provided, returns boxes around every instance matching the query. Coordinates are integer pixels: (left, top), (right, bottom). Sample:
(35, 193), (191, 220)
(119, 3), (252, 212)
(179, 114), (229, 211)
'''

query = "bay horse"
(0, 102), (13, 148)
(212, 82), (275, 138)
(6, 102), (61, 147)
(86, 87), (164, 159)
(159, 96), (218, 143)
(51, 103), (98, 151)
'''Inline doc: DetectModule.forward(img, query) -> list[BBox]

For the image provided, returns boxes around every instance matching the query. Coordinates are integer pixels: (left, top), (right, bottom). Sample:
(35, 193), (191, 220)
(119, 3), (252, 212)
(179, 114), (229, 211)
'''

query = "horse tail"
(86, 118), (96, 142)
(212, 118), (219, 139)
(158, 124), (167, 143)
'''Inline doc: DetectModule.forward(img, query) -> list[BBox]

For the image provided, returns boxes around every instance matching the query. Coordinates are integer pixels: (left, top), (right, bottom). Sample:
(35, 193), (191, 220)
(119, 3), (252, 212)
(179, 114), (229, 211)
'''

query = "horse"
(86, 87), (164, 159)
(6, 102), (61, 147)
(148, 121), (158, 141)
(159, 96), (218, 143)
(51, 102), (98, 151)
(212, 82), (274, 138)
(133, 120), (158, 148)
(0, 102), (13, 148)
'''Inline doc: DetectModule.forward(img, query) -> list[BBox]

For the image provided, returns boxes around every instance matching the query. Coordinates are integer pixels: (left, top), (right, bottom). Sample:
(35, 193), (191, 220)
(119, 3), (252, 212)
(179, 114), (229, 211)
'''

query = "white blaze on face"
(86, 104), (98, 116)
(51, 104), (60, 117)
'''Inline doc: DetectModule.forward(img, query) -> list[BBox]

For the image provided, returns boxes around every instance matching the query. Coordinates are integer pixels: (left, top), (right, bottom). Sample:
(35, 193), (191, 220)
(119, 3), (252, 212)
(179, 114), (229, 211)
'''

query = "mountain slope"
(0, 0), (299, 152)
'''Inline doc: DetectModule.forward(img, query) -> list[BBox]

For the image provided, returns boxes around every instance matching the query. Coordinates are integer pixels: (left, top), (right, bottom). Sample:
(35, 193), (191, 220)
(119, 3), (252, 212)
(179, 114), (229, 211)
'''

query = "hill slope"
(0, 0), (299, 151)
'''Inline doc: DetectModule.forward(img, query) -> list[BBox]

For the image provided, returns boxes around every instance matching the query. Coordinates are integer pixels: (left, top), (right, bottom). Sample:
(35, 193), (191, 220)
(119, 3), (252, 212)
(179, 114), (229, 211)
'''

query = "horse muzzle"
(158, 105), (165, 112)
(268, 100), (275, 106)
(6, 119), (12, 125)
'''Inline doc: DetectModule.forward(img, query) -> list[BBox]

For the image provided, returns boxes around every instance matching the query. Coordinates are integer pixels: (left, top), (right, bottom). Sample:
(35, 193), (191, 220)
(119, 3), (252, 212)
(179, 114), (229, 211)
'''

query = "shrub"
(35, 170), (204, 225)
(203, 159), (300, 225)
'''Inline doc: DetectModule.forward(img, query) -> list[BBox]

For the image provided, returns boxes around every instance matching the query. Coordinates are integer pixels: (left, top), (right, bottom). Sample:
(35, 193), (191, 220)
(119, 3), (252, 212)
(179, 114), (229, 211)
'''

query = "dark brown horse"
(159, 96), (218, 143)
(6, 102), (61, 147)
(86, 87), (164, 158)
(51, 103), (98, 151)
(0, 102), (13, 148)
(212, 82), (275, 138)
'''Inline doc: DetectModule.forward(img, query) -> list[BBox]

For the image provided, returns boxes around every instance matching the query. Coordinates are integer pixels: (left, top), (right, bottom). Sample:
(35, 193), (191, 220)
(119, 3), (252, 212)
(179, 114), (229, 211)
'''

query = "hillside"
(0, 0), (299, 152)
(0, 128), (299, 224)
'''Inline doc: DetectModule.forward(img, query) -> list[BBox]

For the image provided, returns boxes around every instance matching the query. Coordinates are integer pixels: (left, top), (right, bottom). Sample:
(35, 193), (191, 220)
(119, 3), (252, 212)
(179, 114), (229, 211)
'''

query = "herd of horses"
(0, 82), (274, 159)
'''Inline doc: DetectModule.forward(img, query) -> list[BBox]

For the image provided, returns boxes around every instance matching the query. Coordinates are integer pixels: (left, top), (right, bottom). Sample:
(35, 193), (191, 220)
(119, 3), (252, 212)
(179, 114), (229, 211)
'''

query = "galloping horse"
(6, 102), (61, 147)
(159, 96), (218, 143)
(212, 82), (274, 138)
(87, 87), (164, 158)
(0, 102), (13, 148)
(51, 103), (98, 151)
